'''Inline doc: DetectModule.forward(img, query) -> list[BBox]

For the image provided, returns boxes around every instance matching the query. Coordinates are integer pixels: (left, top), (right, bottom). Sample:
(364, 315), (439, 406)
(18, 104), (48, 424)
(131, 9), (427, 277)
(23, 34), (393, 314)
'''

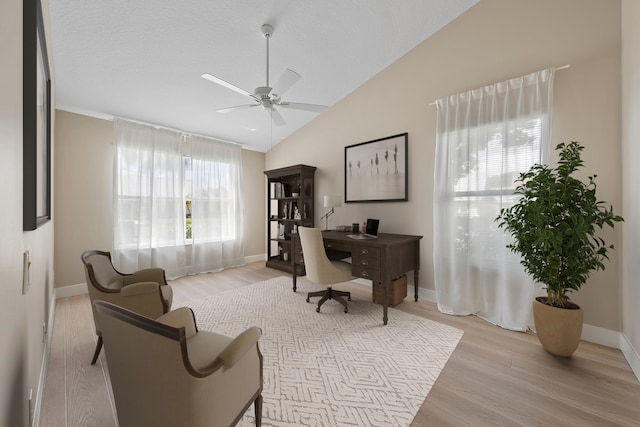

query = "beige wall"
(621, 0), (640, 373)
(266, 0), (623, 332)
(242, 149), (268, 257)
(54, 111), (266, 287)
(1, 0), (56, 424)
(54, 111), (114, 287)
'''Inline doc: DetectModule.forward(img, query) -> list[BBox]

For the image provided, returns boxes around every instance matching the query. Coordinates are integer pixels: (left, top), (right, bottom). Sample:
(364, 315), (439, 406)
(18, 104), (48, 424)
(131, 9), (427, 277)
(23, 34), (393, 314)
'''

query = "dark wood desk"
(291, 230), (422, 325)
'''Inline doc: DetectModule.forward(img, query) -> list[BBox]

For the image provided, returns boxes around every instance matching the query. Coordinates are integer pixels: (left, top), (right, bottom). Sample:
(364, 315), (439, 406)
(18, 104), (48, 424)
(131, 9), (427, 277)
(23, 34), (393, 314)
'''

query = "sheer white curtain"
(188, 135), (244, 274)
(433, 68), (554, 331)
(113, 119), (187, 278)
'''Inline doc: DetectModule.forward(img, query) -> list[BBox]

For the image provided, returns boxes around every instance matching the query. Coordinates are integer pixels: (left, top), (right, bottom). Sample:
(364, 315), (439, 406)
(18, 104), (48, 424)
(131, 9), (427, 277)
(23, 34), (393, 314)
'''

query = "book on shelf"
(270, 221), (279, 239)
(269, 200), (278, 218)
(270, 241), (279, 257)
(270, 182), (287, 198)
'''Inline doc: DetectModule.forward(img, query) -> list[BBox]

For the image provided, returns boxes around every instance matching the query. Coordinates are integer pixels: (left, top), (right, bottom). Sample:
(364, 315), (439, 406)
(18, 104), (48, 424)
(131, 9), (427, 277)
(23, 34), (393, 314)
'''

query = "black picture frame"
(23, 0), (52, 230)
(344, 133), (408, 203)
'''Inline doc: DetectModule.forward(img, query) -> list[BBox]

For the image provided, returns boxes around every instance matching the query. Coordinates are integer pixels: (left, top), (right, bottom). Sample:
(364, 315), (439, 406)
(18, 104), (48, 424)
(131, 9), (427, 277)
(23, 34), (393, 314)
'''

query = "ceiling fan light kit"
(201, 23), (327, 126)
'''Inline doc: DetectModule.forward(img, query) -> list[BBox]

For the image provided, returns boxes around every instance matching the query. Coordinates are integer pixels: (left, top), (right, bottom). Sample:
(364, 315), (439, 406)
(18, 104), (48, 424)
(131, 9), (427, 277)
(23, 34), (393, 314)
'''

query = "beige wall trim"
(620, 334), (640, 382)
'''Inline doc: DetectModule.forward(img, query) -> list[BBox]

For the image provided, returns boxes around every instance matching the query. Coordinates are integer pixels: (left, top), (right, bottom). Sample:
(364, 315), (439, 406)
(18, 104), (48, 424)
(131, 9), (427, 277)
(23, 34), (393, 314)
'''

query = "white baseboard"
(620, 333), (640, 382)
(33, 295), (58, 427)
(418, 286), (437, 302)
(245, 254), (266, 264)
(56, 283), (88, 299)
(581, 323), (621, 348)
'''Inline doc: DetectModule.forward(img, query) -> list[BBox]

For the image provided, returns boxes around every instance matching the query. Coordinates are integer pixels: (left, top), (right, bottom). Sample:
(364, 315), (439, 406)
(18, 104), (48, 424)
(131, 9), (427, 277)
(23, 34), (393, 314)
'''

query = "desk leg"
(292, 263), (297, 292)
(414, 269), (419, 301)
(383, 282), (389, 325)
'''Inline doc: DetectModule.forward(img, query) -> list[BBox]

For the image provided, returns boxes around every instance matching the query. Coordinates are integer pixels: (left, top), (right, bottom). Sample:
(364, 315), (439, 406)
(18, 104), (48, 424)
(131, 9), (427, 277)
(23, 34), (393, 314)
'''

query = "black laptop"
(348, 218), (380, 239)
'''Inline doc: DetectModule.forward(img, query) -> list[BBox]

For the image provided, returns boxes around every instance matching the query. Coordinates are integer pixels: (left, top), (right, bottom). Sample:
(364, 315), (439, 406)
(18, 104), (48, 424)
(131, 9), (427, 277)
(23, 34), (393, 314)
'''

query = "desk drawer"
(353, 244), (380, 281)
(353, 256), (377, 268)
(353, 246), (380, 259)
(352, 246), (380, 270)
(324, 241), (351, 252)
(353, 266), (380, 282)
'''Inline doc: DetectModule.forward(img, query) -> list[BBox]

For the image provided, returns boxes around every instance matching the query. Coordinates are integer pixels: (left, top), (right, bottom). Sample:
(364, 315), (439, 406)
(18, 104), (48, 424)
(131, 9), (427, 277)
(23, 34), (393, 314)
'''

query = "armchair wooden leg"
(255, 394), (262, 427)
(91, 335), (103, 365)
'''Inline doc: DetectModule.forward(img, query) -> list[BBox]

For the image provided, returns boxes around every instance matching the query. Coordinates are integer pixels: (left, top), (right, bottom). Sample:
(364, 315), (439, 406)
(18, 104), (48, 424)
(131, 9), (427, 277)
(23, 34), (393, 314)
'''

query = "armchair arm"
(219, 326), (262, 370)
(123, 268), (167, 286)
(157, 307), (197, 338)
(183, 326), (262, 377)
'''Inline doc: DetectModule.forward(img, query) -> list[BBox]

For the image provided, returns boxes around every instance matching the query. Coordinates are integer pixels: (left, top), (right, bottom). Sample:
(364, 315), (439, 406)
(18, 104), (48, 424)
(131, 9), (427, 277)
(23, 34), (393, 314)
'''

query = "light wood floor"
(40, 262), (640, 426)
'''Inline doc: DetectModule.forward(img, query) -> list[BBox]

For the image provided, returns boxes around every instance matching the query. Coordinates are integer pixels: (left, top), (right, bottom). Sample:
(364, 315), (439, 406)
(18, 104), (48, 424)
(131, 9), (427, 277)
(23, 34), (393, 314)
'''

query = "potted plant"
(291, 183), (301, 197)
(496, 141), (623, 357)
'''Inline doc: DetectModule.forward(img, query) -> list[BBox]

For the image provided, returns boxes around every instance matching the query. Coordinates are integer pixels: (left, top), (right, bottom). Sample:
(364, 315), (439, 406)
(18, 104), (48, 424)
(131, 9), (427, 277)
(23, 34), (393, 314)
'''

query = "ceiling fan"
(201, 24), (327, 126)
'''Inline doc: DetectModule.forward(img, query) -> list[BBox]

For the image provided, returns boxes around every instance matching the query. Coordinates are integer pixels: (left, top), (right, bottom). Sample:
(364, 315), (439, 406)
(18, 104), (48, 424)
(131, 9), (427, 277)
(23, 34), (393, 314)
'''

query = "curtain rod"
(428, 64), (570, 106)
(113, 116), (244, 148)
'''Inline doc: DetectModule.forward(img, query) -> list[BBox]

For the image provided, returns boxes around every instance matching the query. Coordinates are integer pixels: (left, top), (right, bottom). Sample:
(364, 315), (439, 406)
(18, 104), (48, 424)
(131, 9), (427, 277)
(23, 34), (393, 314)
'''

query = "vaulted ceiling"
(49, 0), (478, 152)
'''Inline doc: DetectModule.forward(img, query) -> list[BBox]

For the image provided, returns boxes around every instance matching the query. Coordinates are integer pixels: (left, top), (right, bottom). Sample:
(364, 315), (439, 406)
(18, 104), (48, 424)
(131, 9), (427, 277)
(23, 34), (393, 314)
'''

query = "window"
(452, 118), (542, 196)
(113, 128), (184, 251)
(113, 118), (244, 277)
(433, 68), (555, 331)
(190, 156), (240, 243)
(449, 117), (544, 260)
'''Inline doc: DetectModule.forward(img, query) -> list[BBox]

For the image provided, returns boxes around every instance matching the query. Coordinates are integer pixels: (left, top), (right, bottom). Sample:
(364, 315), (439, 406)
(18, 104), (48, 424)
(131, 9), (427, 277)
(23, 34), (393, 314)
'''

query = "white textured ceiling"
(49, 0), (478, 152)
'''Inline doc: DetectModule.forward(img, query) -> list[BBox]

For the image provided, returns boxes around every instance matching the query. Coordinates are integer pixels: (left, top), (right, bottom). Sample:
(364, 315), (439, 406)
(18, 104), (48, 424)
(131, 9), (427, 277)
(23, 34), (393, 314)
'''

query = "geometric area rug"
(182, 276), (463, 427)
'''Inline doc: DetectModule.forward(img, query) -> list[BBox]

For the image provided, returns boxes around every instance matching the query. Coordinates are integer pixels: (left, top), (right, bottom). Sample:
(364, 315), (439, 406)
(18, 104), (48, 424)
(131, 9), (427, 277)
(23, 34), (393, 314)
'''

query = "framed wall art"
(23, 0), (52, 230)
(344, 133), (408, 203)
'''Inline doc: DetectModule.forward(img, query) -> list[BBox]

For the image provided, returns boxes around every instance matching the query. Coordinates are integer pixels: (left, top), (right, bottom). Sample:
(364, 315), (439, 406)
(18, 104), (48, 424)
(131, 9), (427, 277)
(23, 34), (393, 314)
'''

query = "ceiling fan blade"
(271, 69), (301, 97)
(201, 73), (256, 99)
(270, 108), (286, 126)
(278, 102), (327, 113)
(216, 104), (259, 114)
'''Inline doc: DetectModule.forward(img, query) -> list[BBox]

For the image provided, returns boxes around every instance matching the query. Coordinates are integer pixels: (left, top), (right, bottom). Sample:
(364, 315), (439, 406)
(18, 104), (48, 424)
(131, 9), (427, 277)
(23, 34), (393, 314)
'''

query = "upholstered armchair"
(81, 250), (173, 364)
(94, 300), (263, 427)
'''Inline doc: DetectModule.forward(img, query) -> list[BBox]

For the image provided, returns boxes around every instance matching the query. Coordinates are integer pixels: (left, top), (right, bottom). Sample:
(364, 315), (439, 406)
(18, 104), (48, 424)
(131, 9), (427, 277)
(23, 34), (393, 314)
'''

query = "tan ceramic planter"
(532, 297), (583, 357)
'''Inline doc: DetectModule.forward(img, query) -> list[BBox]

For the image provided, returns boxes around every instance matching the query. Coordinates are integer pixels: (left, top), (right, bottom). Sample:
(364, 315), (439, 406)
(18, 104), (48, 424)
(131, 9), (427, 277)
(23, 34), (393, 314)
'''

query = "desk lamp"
(320, 195), (341, 230)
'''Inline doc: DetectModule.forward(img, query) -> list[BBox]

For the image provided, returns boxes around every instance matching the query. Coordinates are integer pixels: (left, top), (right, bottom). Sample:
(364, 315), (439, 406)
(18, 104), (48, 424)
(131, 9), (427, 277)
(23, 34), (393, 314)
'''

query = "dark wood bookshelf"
(264, 164), (316, 274)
